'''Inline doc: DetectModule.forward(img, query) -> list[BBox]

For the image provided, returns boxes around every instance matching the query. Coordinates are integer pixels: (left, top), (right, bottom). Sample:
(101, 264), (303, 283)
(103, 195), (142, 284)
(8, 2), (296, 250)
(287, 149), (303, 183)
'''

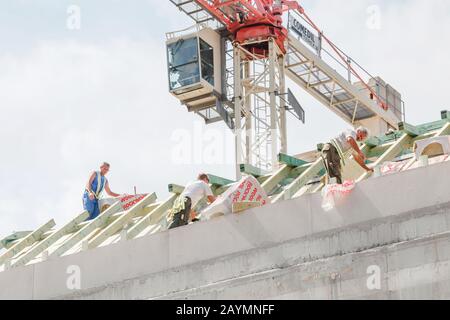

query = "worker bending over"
(168, 173), (217, 229)
(322, 127), (373, 184)
(83, 162), (121, 220)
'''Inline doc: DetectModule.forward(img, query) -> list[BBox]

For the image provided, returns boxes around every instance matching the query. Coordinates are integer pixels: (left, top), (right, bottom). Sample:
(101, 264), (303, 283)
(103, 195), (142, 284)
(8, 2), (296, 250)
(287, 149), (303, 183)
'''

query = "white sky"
(1, 0), (450, 237)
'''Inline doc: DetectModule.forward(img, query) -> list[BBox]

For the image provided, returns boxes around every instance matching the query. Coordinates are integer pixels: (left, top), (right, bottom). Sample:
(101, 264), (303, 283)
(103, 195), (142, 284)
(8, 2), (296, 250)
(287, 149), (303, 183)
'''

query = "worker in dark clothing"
(322, 127), (373, 184)
(168, 173), (217, 229)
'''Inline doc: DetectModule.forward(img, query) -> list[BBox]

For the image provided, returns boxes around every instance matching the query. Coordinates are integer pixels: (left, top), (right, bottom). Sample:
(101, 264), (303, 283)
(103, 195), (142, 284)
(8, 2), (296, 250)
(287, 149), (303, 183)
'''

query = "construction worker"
(83, 162), (121, 220)
(168, 173), (217, 230)
(322, 127), (373, 184)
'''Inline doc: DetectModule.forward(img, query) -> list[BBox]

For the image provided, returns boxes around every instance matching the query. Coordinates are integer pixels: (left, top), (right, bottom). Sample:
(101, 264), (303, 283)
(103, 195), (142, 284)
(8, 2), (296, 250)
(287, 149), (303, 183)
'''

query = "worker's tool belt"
(85, 172), (105, 199)
(169, 196), (191, 221)
(85, 189), (98, 199)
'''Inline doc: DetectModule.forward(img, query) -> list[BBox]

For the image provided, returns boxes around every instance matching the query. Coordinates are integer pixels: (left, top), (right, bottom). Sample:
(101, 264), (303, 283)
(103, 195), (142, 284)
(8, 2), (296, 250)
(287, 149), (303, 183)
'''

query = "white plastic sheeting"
(414, 136), (450, 158)
(99, 194), (148, 212)
(321, 180), (355, 212)
(201, 176), (268, 219)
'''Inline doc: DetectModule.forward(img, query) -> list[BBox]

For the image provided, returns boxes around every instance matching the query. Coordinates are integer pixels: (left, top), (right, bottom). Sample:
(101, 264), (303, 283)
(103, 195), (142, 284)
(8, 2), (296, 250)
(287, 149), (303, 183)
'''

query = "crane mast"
(167, 1), (405, 179)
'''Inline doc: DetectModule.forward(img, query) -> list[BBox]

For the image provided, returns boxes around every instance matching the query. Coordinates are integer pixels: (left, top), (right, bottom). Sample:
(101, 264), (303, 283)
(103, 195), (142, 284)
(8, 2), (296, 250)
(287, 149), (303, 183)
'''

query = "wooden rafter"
(127, 194), (179, 240)
(357, 133), (413, 182)
(272, 158), (324, 203)
(49, 201), (123, 258)
(12, 211), (90, 268)
(0, 219), (55, 266)
(276, 143), (371, 200)
(87, 193), (157, 249)
(261, 164), (291, 194)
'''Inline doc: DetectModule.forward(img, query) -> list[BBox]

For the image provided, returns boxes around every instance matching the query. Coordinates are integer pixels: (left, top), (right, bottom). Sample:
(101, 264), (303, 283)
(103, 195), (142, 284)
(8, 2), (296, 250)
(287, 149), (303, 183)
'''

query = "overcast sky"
(1, 0), (449, 237)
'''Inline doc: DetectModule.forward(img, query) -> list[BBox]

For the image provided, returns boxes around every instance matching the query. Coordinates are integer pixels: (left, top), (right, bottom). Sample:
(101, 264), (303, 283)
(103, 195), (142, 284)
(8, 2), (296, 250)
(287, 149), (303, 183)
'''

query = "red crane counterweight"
(194, 0), (303, 57)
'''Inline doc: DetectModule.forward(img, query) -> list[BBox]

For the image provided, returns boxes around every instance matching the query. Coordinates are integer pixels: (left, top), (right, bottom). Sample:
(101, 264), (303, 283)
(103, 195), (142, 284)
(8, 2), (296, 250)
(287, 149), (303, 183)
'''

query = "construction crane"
(166, 0), (405, 178)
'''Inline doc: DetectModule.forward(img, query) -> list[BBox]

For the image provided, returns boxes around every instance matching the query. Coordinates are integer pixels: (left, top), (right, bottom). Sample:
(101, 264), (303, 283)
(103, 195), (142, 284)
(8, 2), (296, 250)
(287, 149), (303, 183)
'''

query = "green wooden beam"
(289, 163), (313, 178)
(365, 131), (404, 148)
(365, 136), (382, 148)
(239, 164), (266, 177)
(0, 231), (32, 250)
(416, 119), (450, 133)
(399, 122), (425, 137)
(278, 153), (309, 167)
(207, 174), (234, 186)
(441, 110), (450, 120)
(365, 118), (449, 149)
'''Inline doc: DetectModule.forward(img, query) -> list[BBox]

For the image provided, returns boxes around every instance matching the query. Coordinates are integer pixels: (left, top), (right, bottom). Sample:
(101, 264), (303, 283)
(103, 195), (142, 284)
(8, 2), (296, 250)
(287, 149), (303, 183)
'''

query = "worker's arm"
(190, 196), (216, 222)
(207, 195), (217, 203)
(203, 182), (217, 204)
(347, 137), (364, 158)
(104, 181), (121, 198)
(86, 172), (96, 200)
(347, 137), (373, 171)
(354, 153), (374, 172)
(348, 137), (373, 172)
(190, 209), (198, 221)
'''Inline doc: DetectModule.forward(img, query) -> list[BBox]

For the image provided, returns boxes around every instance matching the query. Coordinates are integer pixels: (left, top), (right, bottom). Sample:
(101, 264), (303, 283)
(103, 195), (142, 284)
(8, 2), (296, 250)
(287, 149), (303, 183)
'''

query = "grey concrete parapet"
(0, 160), (449, 300)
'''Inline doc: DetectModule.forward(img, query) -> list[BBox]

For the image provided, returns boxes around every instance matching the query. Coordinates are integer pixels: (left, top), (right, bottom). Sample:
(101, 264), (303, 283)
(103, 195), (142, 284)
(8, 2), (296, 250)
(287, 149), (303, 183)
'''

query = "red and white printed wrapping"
(201, 175), (268, 219)
(380, 161), (408, 175)
(119, 194), (148, 211)
(99, 194), (148, 213)
(321, 180), (355, 212)
(408, 154), (449, 170)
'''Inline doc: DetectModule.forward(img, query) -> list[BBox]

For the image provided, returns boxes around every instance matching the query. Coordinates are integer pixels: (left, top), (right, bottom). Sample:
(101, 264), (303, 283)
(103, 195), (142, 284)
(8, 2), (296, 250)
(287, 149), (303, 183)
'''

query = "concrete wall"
(160, 232), (450, 300)
(1, 161), (450, 300)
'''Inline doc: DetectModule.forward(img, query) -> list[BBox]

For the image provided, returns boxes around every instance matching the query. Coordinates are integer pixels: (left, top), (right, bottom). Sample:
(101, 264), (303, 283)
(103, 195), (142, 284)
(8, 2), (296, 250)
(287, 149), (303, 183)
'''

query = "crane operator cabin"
(167, 28), (222, 113)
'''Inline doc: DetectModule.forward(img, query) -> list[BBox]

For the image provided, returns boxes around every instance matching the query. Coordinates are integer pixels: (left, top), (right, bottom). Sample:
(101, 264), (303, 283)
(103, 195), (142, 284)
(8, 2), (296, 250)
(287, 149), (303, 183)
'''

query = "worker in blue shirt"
(83, 162), (121, 220)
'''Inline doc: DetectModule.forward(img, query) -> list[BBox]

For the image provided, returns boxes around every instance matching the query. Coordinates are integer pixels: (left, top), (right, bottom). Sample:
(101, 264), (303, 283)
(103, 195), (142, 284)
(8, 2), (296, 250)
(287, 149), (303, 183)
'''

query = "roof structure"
(1, 110), (450, 273)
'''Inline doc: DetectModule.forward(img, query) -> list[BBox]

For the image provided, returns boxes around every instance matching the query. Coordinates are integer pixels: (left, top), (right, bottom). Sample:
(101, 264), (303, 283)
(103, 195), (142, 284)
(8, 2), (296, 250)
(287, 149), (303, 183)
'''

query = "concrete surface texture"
(1, 160), (450, 300)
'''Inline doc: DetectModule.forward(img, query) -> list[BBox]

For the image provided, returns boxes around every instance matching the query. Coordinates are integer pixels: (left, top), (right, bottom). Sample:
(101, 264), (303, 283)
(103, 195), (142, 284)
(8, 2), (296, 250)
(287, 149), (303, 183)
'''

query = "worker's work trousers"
(83, 192), (100, 220)
(322, 143), (343, 184)
(168, 197), (192, 230)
